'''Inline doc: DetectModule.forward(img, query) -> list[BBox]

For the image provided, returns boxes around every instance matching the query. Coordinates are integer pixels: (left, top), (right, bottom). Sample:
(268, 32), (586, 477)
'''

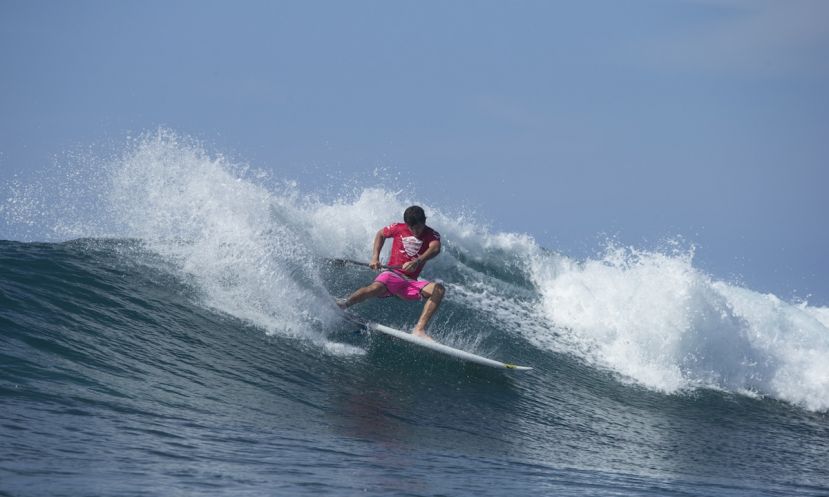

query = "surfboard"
(344, 313), (532, 371)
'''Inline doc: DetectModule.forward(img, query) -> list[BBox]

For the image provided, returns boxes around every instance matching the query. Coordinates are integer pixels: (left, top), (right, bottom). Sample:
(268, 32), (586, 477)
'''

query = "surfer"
(337, 206), (444, 339)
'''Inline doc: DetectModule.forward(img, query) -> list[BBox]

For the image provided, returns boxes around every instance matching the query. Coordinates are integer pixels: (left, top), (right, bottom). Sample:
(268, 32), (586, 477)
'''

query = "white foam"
(107, 130), (340, 337)
(712, 284), (829, 411)
(322, 341), (367, 357)
(305, 187), (410, 262)
(529, 245), (829, 411)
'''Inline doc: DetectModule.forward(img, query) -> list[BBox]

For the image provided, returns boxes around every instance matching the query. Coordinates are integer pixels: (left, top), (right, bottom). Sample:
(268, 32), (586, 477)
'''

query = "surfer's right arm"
(369, 229), (386, 271)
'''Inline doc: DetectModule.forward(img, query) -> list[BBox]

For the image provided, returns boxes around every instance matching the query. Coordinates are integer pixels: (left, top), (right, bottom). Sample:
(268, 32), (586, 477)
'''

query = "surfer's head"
(404, 205), (427, 236)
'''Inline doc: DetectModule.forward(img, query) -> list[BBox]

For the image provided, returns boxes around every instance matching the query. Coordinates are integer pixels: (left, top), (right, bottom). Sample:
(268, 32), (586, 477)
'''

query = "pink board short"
(375, 271), (430, 301)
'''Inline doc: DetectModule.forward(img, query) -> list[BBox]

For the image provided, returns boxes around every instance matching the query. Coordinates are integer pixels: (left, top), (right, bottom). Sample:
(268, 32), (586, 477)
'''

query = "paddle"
(327, 258), (402, 270)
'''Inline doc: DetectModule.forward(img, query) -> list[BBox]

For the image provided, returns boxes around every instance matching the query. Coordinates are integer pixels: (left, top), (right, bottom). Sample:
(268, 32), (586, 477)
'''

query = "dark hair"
(403, 205), (426, 226)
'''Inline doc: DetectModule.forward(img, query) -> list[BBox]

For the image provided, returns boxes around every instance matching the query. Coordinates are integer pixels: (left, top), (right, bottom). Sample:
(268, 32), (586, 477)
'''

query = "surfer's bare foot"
(412, 329), (433, 341)
(336, 298), (349, 310)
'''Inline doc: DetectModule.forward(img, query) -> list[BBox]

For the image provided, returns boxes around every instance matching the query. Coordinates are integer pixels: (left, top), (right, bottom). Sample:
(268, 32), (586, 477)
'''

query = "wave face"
(2, 131), (828, 496)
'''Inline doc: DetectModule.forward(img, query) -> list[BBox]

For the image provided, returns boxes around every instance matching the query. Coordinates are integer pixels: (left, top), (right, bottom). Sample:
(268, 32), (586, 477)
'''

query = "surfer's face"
(407, 222), (426, 237)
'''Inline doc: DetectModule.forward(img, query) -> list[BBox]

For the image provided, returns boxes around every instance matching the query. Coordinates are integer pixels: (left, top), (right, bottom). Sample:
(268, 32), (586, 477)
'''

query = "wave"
(3, 129), (827, 411)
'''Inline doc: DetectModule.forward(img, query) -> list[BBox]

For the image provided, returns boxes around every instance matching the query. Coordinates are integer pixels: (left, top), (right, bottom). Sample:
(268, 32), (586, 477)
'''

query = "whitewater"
(2, 130), (828, 496)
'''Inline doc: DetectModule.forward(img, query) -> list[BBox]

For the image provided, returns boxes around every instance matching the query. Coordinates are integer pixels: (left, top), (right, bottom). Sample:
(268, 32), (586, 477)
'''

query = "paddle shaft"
(330, 258), (402, 270)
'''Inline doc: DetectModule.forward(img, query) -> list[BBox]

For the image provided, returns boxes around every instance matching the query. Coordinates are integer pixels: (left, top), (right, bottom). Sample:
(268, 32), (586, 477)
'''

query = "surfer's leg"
(413, 282), (445, 338)
(339, 282), (387, 309)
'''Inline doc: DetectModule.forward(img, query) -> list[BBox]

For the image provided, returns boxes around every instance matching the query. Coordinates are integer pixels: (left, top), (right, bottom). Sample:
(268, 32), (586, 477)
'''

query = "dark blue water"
(1, 239), (827, 496)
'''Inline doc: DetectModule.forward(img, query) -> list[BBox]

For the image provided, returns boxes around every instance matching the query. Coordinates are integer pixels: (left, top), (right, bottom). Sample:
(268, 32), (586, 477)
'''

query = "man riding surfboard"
(337, 206), (445, 339)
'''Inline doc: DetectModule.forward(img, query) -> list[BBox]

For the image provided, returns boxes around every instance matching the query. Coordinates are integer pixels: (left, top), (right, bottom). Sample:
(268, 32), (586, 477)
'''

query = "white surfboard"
(345, 314), (532, 371)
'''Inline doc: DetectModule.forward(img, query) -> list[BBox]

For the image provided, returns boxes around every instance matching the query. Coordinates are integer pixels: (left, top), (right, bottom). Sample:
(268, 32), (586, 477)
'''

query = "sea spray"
(104, 131), (345, 340)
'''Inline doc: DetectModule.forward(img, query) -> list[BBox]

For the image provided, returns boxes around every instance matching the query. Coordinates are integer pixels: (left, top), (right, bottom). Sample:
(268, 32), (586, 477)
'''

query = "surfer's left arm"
(402, 240), (441, 272)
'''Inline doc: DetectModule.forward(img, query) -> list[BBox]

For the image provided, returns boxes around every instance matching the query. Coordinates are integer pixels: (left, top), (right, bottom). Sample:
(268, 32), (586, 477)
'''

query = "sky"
(1, 0), (827, 303)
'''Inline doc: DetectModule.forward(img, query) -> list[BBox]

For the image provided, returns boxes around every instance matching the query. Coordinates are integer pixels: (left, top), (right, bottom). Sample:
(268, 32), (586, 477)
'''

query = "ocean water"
(1, 132), (828, 496)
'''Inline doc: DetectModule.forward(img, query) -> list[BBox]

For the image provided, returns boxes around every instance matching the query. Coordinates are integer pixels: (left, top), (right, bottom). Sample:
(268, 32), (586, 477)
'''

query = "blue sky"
(1, 1), (827, 303)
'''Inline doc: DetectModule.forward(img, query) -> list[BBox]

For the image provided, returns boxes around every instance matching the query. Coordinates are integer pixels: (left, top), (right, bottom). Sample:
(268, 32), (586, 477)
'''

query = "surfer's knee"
(431, 282), (445, 301)
(368, 282), (387, 295)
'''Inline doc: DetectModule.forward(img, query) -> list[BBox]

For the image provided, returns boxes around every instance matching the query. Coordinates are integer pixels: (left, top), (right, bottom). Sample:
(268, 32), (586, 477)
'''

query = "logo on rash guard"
(401, 236), (423, 257)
